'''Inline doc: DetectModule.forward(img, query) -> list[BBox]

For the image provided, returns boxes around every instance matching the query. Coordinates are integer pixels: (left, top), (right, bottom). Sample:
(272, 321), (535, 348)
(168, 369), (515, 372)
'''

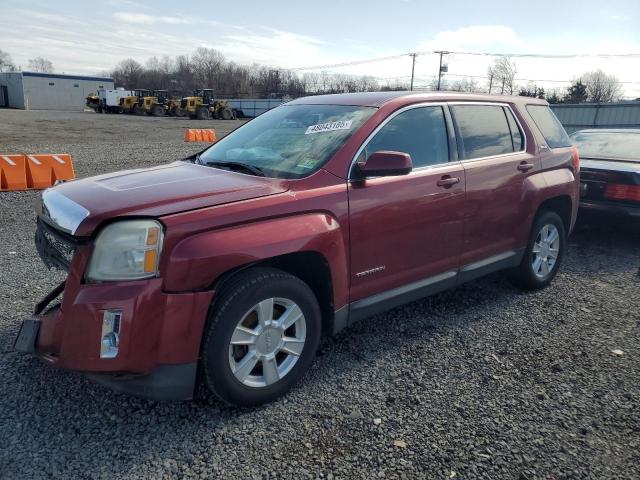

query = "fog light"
(101, 310), (122, 358)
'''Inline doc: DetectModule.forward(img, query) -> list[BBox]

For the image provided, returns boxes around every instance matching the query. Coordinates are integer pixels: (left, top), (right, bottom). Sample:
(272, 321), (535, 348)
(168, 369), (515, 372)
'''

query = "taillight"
(604, 183), (640, 202)
(570, 146), (580, 173)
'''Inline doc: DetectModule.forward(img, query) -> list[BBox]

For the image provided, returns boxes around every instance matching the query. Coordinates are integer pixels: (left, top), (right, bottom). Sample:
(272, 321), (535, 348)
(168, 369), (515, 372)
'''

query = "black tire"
(132, 104), (144, 116)
(151, 104), (164, 117)
(202, 267), (322, 407)
(509, 210), (566, 290)
(196, 106), (210, 120)
(221, 107), (233, 120)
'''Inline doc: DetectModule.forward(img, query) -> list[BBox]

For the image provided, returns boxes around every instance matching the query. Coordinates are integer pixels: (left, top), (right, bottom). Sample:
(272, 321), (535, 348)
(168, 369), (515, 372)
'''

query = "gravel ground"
(1, 109), (639, 479)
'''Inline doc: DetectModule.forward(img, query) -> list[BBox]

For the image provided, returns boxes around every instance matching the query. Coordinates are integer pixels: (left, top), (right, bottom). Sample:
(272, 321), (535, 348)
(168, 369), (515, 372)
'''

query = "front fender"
(162, 213), (349, 308)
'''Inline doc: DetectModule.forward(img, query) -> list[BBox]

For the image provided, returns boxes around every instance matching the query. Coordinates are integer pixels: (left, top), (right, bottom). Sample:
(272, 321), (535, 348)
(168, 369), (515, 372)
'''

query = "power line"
(291, 53), (410, 71)
(367, 73), (640, 85)
(291, 50), (640, 71)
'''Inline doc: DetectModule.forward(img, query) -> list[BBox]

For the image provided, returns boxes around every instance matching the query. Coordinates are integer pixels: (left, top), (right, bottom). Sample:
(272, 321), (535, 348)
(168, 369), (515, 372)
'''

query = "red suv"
(15, 92), (579, 406)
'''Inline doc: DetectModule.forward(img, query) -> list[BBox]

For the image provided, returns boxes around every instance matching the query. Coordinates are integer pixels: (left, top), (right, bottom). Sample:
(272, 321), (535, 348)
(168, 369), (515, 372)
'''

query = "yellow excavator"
(180, 89), (236, 120)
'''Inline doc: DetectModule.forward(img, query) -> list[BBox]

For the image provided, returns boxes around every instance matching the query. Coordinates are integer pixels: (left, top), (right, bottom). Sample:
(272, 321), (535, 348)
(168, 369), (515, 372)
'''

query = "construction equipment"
(180, 89), (236, 120)
(184, 129), (217, 142)
(136, 90), (167, 116)
(120, 89), (150, 114)
(87, 88), (134, 113)
(165, 94), (185, 117)
(1, 154), (75, 191)
(85, 93), (100, 111)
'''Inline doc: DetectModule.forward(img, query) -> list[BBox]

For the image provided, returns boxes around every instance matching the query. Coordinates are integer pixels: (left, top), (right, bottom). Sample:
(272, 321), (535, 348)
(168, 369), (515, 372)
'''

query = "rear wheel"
(509, 210), (566, 290)
(221, 107), (233, 120)
(132, 104), (144, 116)
(196, 106), (210, 120)
(151, 104), (164, 116)
(202, 268), (321, 406)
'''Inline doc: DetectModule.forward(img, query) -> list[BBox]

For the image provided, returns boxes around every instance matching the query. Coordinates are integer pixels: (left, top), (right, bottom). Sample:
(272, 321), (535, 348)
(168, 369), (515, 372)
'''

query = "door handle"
(436, 176), (460, 188)
(517, 162), (534, 172)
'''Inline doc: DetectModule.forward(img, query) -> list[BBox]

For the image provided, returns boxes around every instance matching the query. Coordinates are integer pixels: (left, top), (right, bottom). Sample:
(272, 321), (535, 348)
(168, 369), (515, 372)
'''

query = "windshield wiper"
(205, 161), (265, 177)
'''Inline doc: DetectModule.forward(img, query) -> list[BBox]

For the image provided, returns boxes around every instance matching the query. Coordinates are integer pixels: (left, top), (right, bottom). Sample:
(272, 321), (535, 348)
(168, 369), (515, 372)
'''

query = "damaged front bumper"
(15, 220), (214, 401)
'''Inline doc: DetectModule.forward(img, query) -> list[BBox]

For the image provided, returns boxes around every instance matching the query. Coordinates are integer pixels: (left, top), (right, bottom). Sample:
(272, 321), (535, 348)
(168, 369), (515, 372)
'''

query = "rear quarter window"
(526, 105), (571, 148)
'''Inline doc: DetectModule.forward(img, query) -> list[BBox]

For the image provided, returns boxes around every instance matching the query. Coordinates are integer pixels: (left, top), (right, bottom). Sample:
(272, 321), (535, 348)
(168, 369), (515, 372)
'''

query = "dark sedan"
(570, 129), (640, 220)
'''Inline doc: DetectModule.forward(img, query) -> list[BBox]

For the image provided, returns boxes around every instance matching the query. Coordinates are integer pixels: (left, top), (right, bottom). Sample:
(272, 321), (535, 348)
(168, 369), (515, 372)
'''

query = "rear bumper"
(580, 199), (640, 219)
(15, 279), (214, 401)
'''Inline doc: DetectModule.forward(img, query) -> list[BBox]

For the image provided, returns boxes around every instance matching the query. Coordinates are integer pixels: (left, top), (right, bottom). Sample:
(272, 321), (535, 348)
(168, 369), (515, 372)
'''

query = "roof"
(21, 71), (113, 82)
(287, 91), (549, 108)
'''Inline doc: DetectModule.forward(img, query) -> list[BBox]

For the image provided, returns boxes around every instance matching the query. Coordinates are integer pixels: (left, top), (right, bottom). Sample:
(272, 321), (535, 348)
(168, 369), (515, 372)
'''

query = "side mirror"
(357, 151), (413, 178)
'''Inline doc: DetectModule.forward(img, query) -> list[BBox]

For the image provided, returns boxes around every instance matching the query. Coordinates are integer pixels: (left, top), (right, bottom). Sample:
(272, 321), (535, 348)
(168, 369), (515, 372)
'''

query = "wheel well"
(538, 195), (572, 232)
(212, 251), (335, 336)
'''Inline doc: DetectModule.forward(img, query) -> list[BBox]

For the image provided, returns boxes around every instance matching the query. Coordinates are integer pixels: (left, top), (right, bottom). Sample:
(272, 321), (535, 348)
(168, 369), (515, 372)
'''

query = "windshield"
(570, 131), (640, 161)
(198, 104), (375, 178)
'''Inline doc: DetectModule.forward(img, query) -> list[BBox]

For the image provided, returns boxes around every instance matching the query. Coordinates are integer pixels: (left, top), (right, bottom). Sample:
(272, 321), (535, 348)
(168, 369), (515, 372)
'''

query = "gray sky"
(2, 0), (639, 97)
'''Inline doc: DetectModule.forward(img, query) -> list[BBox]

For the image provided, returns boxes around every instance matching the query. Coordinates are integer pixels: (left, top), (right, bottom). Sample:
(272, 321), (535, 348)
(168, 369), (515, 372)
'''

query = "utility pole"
(409, 53), (417, 91)
(435, 50), (448, 91)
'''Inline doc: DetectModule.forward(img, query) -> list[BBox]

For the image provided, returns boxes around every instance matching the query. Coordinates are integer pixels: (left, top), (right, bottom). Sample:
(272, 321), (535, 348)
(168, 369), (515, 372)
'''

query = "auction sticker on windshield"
(305, 120), (353, 135)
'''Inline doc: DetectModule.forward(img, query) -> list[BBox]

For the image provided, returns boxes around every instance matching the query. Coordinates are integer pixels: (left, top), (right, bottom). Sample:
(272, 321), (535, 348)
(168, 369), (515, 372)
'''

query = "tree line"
(0, 47), (630, 103)
(107, 48), (389, 98)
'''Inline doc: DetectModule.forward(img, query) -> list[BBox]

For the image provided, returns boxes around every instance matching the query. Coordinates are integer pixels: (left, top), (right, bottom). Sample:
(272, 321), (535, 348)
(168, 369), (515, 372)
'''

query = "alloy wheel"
(531, 224), (560, 279)
(228, 297), (306, 388)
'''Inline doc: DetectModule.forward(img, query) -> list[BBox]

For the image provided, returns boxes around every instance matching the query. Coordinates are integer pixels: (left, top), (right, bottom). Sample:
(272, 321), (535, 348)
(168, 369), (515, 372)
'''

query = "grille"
(35, 219), (77, 271)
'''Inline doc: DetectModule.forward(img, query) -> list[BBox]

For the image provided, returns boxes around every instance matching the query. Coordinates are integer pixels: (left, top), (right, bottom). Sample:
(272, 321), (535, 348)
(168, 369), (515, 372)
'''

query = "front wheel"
(201, 268), (321, 406)
(509, 210), (566, 290)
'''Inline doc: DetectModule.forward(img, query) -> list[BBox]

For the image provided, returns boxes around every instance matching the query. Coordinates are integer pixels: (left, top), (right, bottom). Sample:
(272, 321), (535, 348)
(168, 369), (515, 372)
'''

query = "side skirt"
(332, 248), (524, 335)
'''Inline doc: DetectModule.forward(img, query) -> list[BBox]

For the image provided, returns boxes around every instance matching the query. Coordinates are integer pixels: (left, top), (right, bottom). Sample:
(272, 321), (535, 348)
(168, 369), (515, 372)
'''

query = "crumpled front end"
(15, 192), (214, 401)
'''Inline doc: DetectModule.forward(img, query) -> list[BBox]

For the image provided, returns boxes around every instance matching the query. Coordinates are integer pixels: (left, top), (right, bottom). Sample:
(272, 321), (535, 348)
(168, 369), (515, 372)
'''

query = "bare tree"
(173, 55), (195, 92)
(0, 49), (15, 72)
(192, 47), (225, 88)
(427, 76), (447, 91)
(112, 58), (144, 89)
(451, 76), (480, 93)
(491, 57), (517, 95)
(580, 69), (622, 103)
(487, 66), (495, 93)
(28, 57), (54, 73)
(105, 48), (387, 98)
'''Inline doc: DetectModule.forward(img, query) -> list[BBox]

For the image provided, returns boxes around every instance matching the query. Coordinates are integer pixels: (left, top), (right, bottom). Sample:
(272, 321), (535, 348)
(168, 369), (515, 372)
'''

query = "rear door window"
(365, 106), (449, 168)
(451, 105), (515, 160)
(526, 105), (571, 148)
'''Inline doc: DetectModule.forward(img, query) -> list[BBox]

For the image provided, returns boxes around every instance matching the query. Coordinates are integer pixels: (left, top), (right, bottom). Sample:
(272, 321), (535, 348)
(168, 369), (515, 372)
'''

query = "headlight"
(87, 219), (163, 282)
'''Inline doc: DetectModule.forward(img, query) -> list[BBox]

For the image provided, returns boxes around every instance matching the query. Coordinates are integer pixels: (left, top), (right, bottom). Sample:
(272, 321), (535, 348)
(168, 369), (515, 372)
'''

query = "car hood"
(40, 161), (289, 236)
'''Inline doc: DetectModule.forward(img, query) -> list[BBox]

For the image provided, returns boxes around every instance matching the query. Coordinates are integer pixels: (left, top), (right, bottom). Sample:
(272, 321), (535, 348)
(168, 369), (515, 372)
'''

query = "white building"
(0, 72), (114, 111)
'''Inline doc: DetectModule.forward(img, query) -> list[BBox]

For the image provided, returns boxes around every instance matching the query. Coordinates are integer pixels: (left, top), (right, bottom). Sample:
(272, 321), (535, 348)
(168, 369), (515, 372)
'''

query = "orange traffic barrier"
(0, 155), (28, 190)
(184, 128), (217, 143)
(0, 153), (76, 191)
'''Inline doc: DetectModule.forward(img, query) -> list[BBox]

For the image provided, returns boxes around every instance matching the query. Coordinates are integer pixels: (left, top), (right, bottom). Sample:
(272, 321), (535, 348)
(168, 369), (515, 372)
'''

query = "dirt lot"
(0, 109), (639, 479)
